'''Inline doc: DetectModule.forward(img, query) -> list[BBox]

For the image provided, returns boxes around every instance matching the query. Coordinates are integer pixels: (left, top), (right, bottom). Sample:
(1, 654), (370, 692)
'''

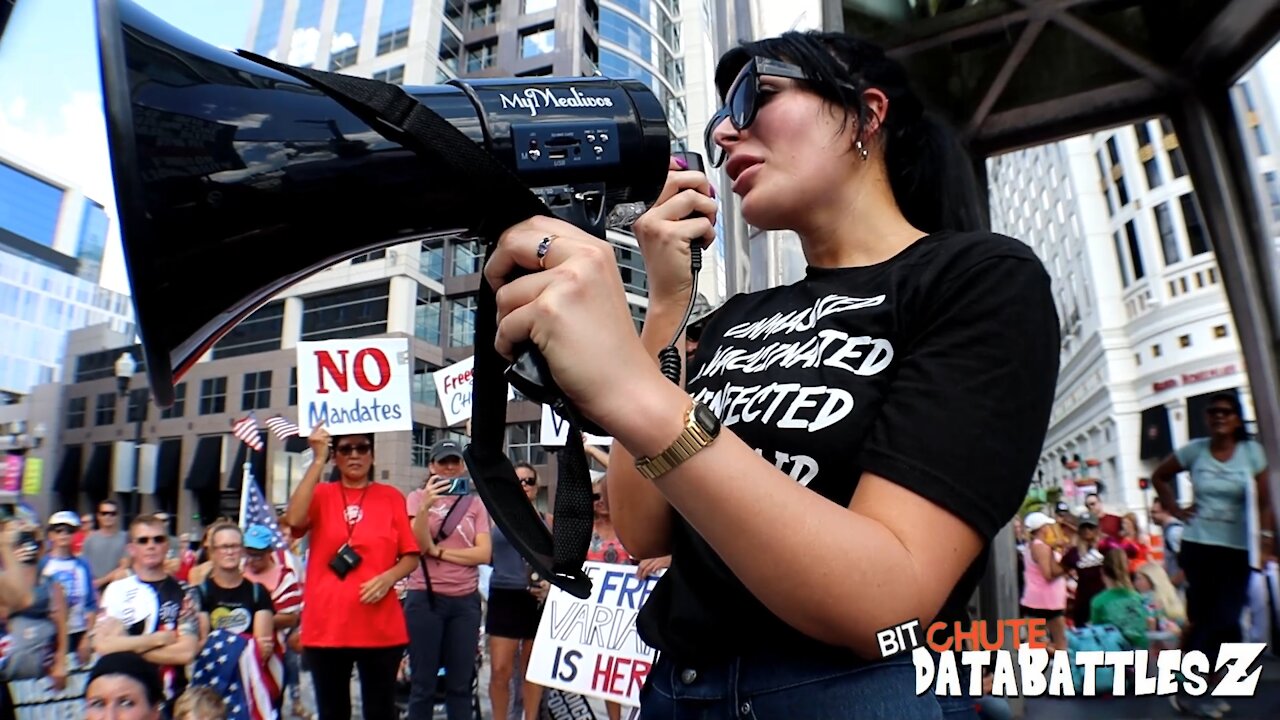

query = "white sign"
(527, 562), (661, 707)
(111, 441), (135, 494)
(539, 404), (613, 447)
(296, 339), (413, 435)
(432, 355), (514, 427)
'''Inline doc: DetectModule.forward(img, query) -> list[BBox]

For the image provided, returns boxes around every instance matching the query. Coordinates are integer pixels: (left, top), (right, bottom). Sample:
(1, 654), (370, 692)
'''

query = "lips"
(725, 154), (762, 183)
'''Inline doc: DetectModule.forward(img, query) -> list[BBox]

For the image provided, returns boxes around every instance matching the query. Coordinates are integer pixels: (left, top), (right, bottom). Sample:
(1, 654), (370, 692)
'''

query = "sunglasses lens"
(729, 72), (755, 129)
(338, 443), (371, 456)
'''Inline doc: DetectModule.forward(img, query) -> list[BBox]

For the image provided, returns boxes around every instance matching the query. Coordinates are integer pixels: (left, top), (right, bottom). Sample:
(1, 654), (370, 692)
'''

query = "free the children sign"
(296, 339), (413, 435)
(526, 562), (662, 707)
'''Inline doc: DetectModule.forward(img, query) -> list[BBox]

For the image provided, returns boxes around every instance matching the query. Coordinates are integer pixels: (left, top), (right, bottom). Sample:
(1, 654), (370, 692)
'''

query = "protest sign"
(432, 355), (514, 427)
(539, 404), (613, 447)
(527, 562), (661, 707)
(296, 338), (412, 434)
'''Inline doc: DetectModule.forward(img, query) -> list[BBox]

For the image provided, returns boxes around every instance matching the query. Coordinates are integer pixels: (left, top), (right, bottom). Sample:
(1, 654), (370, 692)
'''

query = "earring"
(855, 140), (869, 162)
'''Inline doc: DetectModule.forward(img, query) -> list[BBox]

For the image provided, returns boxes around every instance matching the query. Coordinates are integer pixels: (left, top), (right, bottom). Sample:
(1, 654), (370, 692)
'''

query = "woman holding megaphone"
(483, 30), (1058, 719)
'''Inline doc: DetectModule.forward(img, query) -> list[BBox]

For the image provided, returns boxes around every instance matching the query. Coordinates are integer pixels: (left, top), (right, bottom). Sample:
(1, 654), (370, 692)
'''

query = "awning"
(226, 433), (266, 492)
(155, 438), (182, 492)
(52, 445), (82, 511)
(1187, 388), (1242, 440)
(284, 436), (309, 453)
(184, 436), (222, 491)
(1139, 405), (1174, 460)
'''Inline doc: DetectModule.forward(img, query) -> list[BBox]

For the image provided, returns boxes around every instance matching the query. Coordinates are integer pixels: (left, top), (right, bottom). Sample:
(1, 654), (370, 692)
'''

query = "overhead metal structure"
(827, 0), (1280, 686)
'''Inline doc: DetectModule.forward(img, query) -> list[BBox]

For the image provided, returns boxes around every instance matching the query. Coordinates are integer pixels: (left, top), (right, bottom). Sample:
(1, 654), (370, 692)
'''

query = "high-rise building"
(0, 152), (134, 399)
(40, 0), (719, 526)
(988, 69), (1280, 517)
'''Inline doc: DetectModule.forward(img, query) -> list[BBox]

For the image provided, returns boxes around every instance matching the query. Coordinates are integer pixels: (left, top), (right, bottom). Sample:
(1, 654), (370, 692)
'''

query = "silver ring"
(536, 234), (559, 269)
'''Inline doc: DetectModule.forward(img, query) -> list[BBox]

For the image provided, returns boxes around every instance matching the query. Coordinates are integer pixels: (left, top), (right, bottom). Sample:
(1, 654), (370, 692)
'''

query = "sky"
(0, 0), (256, 296)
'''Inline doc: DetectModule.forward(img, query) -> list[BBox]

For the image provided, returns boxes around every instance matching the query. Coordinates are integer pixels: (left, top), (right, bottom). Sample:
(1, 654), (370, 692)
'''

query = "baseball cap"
(1077, 513), (1100, 528)
(244, 525), (275, 551)
(1024, 511), (1056, 532)
(1054, 501), (1070, 515)
(430, 440), (463, 462)
(47, 511), (81, 529)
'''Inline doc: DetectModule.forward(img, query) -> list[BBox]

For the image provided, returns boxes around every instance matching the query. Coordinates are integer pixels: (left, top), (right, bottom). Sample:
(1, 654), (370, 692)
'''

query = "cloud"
(289, 26), (321, 66)
(0, 90), (130, 296)
(330, 32), (358, 54)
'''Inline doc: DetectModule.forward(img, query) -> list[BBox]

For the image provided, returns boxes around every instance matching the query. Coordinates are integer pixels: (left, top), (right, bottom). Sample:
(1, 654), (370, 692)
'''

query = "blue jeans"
(405, 590), (482, 720)
(639, 651), (942, 719)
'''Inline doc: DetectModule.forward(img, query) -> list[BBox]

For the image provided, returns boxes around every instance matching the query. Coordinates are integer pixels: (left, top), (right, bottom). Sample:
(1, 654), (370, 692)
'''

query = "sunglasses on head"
(335, 442), (372, 456)
(705, 57), (810, 168)
(133, 534), (167, 545)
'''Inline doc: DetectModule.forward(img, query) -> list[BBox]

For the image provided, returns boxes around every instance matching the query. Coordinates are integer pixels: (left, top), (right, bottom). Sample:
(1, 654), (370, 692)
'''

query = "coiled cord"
(657, 243), (703, 386)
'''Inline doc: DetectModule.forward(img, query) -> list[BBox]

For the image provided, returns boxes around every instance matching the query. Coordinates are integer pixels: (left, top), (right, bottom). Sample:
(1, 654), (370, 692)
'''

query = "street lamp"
(114, 351), (144, 519)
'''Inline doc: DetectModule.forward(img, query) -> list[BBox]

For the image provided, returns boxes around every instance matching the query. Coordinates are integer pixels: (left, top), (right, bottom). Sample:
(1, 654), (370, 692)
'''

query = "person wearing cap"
(406, 439), (491, 720)
(1061, 513), (1105, 629)
(38, 510), (97, 665)
(241, 523), (307, 719)
(86, 652), (165, 720)
(1019, 511), (1068, 652)
(283, 427), (419, 720)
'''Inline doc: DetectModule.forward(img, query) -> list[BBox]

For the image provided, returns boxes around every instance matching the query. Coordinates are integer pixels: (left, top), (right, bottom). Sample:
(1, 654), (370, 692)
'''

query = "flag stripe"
(264, 415), (300, 441)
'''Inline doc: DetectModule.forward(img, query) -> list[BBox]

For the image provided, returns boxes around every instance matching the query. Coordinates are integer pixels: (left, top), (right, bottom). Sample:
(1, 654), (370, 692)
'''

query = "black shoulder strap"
(234, 52), (595, 599)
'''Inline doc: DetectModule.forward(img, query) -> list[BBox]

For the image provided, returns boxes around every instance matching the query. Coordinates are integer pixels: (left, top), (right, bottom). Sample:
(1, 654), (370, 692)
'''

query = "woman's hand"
(359, 572), (396, 604)
(635, 555), (671, 580)
(1174, 504), (1197, 523)
(631, 158), (718, 312)
(486, 215), (669, 432)
(49, 656), (67, 690)
(308, 421), (331, 465)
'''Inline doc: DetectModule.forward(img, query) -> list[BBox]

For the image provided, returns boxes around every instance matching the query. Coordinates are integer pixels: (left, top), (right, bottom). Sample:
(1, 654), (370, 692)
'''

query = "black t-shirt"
(100, 574), (199, 702)
(636, 231), (1060, 662)
(194, 578), (274, 639)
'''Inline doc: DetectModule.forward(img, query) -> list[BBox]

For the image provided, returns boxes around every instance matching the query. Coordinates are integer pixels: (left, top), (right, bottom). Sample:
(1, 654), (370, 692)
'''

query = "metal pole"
(133, 391), (145, 520)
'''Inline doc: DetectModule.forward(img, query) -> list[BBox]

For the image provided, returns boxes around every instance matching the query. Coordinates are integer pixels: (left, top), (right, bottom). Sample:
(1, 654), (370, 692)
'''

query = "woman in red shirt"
(282, 423), (420, 720)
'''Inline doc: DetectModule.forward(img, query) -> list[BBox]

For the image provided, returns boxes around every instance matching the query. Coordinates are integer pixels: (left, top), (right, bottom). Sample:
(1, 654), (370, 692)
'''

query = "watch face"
(693, 403), (721, 434)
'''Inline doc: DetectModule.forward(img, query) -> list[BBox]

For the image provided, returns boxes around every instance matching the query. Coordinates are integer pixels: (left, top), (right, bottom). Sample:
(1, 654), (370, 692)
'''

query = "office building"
(0, 152), (134, 399)
(988, 70), (1280, 517)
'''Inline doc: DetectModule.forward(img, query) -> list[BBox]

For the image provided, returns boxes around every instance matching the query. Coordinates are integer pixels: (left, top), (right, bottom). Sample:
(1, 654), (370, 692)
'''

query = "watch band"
(635, 403), (719, 480)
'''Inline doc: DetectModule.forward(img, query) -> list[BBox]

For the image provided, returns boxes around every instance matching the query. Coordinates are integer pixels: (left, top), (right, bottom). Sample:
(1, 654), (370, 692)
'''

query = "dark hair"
(89, 652), (164, 707)
(329, 433), (376, 482)
(1207, 393), (1250, 441)
(98, 499), (120, 512)
(715, 31), (984, 234)
(514, 461), (538, 481)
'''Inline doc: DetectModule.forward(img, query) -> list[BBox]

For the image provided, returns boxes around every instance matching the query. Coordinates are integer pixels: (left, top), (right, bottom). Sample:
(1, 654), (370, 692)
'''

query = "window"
(66, 397), (86, 429)
(330, 46), (359, 69)
(1125, 220), (1145, 280)
(469, 1), (500, 29)
(127, 388), (149, 423)
(0, 160), (63, 248)
(242, 371), (273, 411)
(212, 300), (284, 359)
(1154, 203), (1180, 266)
(160, 383), (186, 419)
(465, 40), (497, 72)
(524, 0), (556, 12)
(1152, 344), (1162, 358)
(415, 286), (442, 345)
(412, 422), (435, 466)
(1134, 121), (1152, 148)
(1116, 173), (1130, 206)
(451, 238), (482, 276)
(520, 26), (555, 58)
(629, 303), (645, 334)
(301, 282), (390, 341)
(614, 243), (648, 295)
(412, 359), (439, 407)
(289, 367), (298, 406)
(330, 0), (366, 69)
(420, 240), (445, 280)
(352, 249), (388, 264)
(371, 66), (404, 84)
(506, 422), (546, 465)
(1181, 193), (1210, 256)
(95, 393), (116, 426)
(254, 0), (285, 55)
(1106, 136), (1121, 166)
(377, 0), (412, 53)
(1179, 334), (1192, 348)
(449, 296), (477, 347)
(1161, 118), (1189, 178)
(199, 377), (228, 415)
(1214, 324), (1230, 338)
(1264, 172), (1280, 223)
(1112, 232), (1131, 288)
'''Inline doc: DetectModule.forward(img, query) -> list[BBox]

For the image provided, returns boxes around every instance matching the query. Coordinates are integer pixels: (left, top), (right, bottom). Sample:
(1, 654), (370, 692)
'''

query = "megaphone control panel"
(514, 122), (621, 169)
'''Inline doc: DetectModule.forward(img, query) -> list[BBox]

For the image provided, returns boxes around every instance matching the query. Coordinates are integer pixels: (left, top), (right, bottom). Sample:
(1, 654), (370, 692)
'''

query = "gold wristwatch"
(635, 402), (721, 480)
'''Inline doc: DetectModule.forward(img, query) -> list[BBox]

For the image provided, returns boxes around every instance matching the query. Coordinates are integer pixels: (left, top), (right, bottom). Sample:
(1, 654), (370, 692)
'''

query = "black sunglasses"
(98, 509), (118, 516)
(705, 57), (810, 168)
(519, 477), (537, 487)
(48, 525), (75, 534)
(336, 443), (372, 456)
(133, 534), (167, 545)
(1206, 407), (1237, 418)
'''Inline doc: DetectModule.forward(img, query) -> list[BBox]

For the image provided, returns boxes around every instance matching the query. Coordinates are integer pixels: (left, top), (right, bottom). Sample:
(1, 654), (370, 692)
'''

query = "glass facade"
(598, 1), (686, 141)
(378, 0), (413, 55)
(0, 161), (62, 249)
(0, 251), (133, 395)
(331, 0), (366, 69)
(76, 200), (108, 283)
(290, 0), (325, 67)
(254, 0), (286, 57)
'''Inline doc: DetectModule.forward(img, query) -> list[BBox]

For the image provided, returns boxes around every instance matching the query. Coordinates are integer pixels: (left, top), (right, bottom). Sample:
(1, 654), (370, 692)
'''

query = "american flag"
(263, 415), (300, 442)
(191, 629), (277, 720)
(240, 476), (289, 553)
(231, 414), (265, 452)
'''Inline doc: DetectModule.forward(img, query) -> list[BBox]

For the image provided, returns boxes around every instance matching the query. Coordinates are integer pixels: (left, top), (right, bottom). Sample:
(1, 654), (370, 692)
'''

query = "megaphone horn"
(95, 0), (669, 407)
